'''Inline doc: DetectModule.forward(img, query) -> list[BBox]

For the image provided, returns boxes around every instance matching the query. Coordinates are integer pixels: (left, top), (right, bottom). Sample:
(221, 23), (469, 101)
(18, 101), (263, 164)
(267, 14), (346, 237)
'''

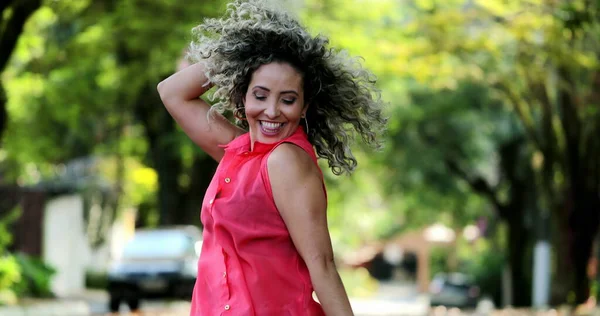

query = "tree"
(393, 0), (600, 304)
(2, 0), (225, 229)
(390, 82), (536, 306)
(0, 0), (42, 144)
(302, 0), (600, 306)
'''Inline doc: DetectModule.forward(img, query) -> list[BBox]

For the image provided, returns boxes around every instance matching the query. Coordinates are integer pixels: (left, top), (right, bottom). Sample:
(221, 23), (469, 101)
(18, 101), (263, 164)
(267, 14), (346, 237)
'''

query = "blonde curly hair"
(188, 0), (387, 175)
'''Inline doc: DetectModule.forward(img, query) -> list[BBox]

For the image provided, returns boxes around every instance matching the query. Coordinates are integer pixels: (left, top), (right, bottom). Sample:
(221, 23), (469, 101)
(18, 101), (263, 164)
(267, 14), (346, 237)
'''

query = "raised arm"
(157, 61), (244, 162)
(268, 143), (354, 316)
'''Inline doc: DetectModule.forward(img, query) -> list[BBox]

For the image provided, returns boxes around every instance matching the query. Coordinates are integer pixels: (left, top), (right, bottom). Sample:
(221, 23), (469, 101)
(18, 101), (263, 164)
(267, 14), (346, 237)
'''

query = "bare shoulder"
(267, 143), (320, 183)
(267, 143), (326, 219)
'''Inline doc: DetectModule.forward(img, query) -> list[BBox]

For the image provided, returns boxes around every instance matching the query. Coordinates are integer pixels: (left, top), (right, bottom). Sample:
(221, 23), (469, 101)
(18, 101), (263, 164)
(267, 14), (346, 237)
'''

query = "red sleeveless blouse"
(190, 127), (326, 316)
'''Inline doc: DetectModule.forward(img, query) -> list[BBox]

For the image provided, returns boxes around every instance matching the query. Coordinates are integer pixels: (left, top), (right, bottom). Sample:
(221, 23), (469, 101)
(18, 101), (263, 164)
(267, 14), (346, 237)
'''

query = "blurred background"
(1, 0), (599, 315)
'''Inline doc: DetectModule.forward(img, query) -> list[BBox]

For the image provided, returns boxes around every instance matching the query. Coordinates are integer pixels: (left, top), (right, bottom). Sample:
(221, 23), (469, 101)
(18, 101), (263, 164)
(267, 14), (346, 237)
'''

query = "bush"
(458, 239), (505, 305)
(0, 208), (22, 305)
(429, 246), (452, 277)
(0, 255), (21, 305)
(0, 207), (56, 304)
(85, 270), (108, 290)
(12, 253), (55, 298)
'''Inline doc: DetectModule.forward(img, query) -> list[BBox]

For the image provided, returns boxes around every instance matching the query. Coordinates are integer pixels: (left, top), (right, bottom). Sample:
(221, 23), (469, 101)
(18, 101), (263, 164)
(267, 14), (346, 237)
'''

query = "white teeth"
(261, 121), (282, 129)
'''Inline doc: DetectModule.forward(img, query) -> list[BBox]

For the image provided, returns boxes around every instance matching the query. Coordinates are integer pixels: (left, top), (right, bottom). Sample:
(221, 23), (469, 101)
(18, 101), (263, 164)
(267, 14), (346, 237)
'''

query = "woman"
(157, 1), (386, 315)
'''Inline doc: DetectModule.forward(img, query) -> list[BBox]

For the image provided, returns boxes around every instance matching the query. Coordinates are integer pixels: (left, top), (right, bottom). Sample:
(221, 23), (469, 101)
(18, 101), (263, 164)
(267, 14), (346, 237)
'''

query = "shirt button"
(224, 305), (230, 310)
(223, 271), (227, 278)
(209, 199), (214, 205)
(224, 177), (231, 183)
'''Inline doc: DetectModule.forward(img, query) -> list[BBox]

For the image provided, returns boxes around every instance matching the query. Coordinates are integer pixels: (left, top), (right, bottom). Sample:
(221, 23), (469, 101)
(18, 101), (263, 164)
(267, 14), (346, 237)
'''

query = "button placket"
(221, 151), (250, 186)
(221, 249), (231, 301)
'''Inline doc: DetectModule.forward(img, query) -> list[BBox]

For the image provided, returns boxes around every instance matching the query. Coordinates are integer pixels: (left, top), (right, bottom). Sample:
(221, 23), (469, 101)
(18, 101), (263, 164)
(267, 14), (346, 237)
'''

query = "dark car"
(107, 226), (202, 312)
(429, 273), (480, 308)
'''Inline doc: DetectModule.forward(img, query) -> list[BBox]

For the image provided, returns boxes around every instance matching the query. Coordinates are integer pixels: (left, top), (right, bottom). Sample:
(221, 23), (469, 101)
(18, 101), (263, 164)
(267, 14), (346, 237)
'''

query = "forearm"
(157, 62), (213, 104)
(309, 260), (354, 316)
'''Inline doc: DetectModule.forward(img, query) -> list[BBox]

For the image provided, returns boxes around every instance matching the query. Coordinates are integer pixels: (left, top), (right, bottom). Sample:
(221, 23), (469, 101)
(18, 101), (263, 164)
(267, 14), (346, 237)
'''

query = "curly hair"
(188, 0), (387, 175)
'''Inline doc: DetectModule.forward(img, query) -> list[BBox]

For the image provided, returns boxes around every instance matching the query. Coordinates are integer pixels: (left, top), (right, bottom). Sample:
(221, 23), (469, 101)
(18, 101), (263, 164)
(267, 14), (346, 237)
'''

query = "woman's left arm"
(268, 143), (354, 316)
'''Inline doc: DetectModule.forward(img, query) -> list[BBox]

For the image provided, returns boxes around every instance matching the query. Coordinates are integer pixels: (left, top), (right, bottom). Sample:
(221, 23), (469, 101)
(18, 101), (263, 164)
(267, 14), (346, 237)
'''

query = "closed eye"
(253, 93), (267, 101)
(282, 98), (296, 105)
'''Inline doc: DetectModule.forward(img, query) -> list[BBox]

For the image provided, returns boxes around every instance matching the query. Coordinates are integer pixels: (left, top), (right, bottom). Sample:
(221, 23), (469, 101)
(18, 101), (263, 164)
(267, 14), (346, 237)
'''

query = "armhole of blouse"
(260, 141), (326, 207)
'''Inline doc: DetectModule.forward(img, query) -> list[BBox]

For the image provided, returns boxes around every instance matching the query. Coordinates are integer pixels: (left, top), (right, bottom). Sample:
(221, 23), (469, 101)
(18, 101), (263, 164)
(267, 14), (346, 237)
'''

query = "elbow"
(157, 80), (174, 107)
(306, 253), (337, 273)
(157, 80), (167, 99)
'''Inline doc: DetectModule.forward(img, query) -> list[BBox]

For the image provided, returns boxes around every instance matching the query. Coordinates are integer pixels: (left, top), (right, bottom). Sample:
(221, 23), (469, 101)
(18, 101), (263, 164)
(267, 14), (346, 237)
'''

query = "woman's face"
(244, 62), (306, 147)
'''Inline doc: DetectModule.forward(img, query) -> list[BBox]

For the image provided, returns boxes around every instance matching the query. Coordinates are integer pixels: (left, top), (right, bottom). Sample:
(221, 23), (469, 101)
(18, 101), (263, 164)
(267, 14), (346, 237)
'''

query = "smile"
(259, 121), (285, 136)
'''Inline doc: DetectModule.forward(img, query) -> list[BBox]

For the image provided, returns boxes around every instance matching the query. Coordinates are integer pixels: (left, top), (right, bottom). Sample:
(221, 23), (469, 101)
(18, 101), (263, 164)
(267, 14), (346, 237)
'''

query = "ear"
(302, 104), (309, 117)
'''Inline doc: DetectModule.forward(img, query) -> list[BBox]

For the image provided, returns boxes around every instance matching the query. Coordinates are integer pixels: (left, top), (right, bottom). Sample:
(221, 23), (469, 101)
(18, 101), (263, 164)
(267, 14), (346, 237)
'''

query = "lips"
(260, 121), (285, 136)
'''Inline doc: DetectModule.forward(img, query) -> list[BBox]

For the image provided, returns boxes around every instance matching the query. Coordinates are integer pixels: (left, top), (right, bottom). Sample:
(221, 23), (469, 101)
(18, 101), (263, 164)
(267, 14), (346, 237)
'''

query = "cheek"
(243, 100), (260, 118)
(283, 106), (304, 121)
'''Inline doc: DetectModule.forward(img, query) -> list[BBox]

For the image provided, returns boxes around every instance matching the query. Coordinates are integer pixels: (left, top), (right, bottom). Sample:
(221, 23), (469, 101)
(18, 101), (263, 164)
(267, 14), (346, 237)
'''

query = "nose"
(264, 102), (280, 119)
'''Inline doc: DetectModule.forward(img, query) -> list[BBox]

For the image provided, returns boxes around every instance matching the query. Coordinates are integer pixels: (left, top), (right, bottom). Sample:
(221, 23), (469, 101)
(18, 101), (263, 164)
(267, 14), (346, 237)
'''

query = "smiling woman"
(244, 62), (306, 146)
(157, 1), (386, 315)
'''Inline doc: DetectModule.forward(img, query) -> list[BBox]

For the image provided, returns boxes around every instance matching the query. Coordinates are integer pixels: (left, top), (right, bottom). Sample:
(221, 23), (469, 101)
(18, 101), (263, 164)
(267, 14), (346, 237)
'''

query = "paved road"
(83, 282), (431, 316)
(351, 282), (430, 316)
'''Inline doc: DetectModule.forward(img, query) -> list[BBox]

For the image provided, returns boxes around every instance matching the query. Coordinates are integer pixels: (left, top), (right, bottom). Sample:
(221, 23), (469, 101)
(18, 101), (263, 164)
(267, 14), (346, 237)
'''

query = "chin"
(257, 134), (286, 144)
(255, 129), (294, 144)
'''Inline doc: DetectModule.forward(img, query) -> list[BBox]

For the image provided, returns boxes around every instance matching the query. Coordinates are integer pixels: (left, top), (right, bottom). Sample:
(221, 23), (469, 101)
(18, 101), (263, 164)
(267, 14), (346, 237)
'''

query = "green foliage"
(0, 207), (55, 304)
(11, 253), (55, 299)
(393, 0), (600, 303)
(429, 246), (451, 277)
(0, 255), (21, 305)
(458, 239), (505, 306)
(3, 0), (227, 232)
(2, 0), (222, 183)
(85, 269), (108, 290)
(338, 267), (378, 298)
(303, 1), (507, 251)
(384, 82), (518, 223)
(2, 0), (597, 304)
(0, 207), (20, 251)
(0, 207), (22, 305)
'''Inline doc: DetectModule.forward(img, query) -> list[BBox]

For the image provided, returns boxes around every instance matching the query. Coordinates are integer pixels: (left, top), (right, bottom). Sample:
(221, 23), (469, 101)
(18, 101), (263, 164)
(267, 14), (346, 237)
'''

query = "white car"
(107, 226), (202, 312)
(429, 273), (480, 308)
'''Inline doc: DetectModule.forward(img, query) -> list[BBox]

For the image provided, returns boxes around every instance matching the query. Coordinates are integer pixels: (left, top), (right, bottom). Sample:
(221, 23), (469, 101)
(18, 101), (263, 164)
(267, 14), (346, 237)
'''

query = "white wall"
(42, 195), (136, 297)
(43, 195), (88, 297)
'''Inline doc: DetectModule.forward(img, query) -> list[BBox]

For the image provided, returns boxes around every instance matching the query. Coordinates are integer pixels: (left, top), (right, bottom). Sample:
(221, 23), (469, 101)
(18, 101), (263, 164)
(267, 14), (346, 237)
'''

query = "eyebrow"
(253, 86), (299, 96)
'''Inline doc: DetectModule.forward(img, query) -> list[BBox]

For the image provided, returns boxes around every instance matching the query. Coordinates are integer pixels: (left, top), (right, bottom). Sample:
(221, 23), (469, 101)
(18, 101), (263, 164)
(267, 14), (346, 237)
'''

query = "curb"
(0, 300), (90, 316)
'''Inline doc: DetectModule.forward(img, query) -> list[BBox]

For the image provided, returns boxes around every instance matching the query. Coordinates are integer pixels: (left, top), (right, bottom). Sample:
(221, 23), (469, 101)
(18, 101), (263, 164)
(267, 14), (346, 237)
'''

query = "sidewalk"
(351, 281), (430, 316)
(66, 286), (428, 316)
(0, 284), (427, 316)
(0, 298), (90, 316)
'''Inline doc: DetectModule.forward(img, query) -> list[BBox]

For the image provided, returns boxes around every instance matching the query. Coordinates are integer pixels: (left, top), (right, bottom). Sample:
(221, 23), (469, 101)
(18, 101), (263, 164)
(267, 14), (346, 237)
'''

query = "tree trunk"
(550, 203), (574, 304)
(498, 136), (534, 307)
(569, 192), (600, 304)
(135, 83), (183, 226)
(0, 81), (6, 144)
(151, 133), (183, 226)
(0, 0), (43, 144)
(507, 211), (531, 306)
(135, 82), (217, 227)
(177, 154), (217, 226)
(0, 0), (42, 72)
